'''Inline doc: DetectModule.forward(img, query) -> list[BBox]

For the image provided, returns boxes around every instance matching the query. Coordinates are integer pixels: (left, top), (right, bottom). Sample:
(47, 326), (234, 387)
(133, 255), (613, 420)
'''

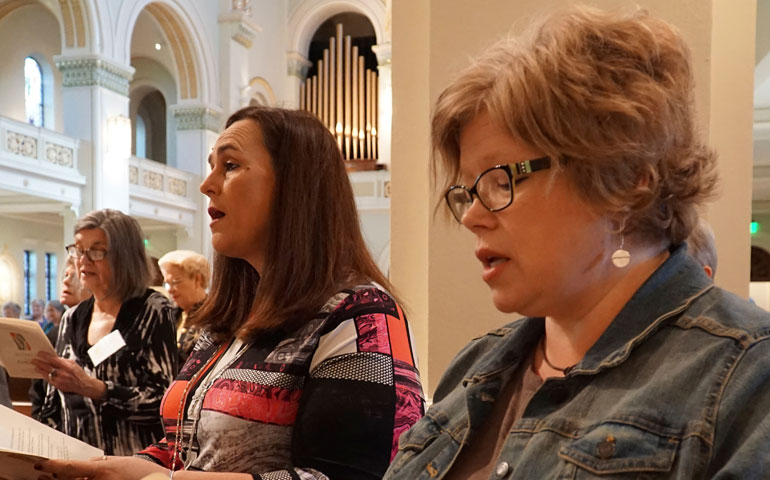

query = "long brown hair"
(192, 106), (394, 342)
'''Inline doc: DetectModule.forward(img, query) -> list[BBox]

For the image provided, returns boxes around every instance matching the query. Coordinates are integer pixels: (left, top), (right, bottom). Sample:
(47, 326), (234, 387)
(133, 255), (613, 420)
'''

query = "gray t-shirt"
(442, 349), (542, 480)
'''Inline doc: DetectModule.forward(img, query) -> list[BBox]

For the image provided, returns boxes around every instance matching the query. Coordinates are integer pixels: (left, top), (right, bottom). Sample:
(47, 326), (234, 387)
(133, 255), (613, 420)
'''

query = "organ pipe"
(299, 23), (379, 162)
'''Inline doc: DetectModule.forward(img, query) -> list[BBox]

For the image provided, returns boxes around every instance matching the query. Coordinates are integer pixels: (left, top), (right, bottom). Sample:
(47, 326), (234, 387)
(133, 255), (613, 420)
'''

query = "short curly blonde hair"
(158, 250), (210, 288)
(432, 5), (718, 244)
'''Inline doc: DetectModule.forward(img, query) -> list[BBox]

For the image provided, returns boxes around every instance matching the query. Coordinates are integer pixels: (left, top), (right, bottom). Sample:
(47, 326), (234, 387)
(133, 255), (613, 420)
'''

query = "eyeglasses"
(163, 278), (185, 290)
(444, 156), (551, 223)
(65, 244), (108, 262)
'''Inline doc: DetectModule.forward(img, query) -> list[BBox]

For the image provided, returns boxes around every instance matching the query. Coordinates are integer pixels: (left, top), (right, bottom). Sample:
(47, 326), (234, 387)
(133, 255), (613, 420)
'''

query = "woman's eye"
(224, 162), (238, 171)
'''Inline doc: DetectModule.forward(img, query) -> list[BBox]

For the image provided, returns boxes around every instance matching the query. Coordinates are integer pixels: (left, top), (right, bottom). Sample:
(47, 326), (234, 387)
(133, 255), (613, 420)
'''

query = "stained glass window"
(45, 253), (57, 302)
(24, 250), (37, 316)
(25, 57), (43, 127)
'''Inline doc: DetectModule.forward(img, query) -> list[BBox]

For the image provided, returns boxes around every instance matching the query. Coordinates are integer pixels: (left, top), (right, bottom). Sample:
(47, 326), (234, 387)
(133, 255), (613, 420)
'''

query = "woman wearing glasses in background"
(386, 6), (770, 479)
(33, 209), (178, 456)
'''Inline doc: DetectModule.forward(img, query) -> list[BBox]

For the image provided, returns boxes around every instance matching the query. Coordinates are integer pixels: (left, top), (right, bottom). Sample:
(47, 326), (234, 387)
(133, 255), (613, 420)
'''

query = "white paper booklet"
(0, 317), (57, 379)
(0, 404), (104, 480)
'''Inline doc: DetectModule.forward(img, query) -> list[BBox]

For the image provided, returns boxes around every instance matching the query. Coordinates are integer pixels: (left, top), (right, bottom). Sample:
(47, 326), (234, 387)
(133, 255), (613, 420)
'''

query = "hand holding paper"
(31, 352), (107, 400)
(0, 317), (57, 379)
(0, 404), (103, 480)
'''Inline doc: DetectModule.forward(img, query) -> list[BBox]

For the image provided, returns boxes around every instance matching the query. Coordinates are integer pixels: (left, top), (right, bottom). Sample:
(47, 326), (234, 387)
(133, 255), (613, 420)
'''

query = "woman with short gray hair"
(33, 208), (177, 456)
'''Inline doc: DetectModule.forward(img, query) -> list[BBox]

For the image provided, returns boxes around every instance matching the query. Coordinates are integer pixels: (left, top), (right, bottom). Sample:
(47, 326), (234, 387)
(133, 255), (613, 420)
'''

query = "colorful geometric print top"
(137, 284), (425, 480)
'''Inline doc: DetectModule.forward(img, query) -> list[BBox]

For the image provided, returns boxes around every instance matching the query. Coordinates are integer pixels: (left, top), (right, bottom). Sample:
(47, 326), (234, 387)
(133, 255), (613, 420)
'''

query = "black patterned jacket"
(37, 289), (178, 455)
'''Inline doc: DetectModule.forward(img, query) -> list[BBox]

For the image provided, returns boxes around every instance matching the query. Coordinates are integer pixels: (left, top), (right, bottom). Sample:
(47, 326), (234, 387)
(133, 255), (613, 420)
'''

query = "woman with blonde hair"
(158, 250), (210, 363)
(386, 6), (770, 479)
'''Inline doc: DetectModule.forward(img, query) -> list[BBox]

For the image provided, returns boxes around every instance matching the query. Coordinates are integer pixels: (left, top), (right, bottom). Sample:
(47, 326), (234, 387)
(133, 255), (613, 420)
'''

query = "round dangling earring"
(611, 232), (631, 268)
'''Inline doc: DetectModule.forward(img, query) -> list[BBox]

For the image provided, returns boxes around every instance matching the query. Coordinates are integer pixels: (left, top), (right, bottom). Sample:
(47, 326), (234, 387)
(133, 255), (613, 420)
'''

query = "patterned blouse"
(37, 289), (178, 455)
(137, 285), (425, 479)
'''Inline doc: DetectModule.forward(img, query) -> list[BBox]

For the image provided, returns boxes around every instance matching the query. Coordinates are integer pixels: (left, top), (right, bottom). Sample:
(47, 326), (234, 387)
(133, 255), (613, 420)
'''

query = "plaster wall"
(0, 216), (66, 310)
(130, 57), (179, 167)
(0, 5), (63, 131)
(247, 1), (288, 106)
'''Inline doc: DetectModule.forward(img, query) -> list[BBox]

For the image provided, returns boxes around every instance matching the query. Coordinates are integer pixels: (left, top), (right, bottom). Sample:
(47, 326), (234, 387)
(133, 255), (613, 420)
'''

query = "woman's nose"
(461, 197), (496, 231)
(200, 170), (219, 197)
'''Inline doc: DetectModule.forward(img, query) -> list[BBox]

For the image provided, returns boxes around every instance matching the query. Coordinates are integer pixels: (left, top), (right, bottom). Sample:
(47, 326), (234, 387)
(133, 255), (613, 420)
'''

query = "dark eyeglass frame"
(444, 156), (551, 223)
(65, 244), (109, 262)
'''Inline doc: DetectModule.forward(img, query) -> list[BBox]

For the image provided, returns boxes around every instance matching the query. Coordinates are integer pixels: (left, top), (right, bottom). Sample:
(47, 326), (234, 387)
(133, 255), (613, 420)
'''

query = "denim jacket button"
(495, 461), (509, 477)
(596, 436), (616, 459)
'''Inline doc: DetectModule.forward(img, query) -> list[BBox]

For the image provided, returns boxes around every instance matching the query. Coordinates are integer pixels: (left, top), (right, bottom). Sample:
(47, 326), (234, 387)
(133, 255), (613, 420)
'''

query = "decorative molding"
(143, 170), (164, 191)
(372, 42), (392, 67)
(55, 55), (134, 96)
(167, 178), (187, 197)
(219, 12), (260, 48)
(45, 143), (73, 167)
(129, 165), (139, 185)
(230, 0), (252, 16)
(171, 105), (221, 132)
(287, 51), (312, 79)
(7, 132), (37, 158)
(233, 21), (257, 48)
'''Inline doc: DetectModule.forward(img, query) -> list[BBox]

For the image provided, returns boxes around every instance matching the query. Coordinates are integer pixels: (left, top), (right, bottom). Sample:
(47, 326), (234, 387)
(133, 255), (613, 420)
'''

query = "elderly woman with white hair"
(158, 250), (210, 363)
(32, 209), (178, 456)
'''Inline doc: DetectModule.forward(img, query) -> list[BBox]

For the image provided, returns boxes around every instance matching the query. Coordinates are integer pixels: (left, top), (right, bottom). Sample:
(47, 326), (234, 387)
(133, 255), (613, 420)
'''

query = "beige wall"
(391, 0), (756, 397)
(0, 4), (63, 131)
(0, 216), (66, 310)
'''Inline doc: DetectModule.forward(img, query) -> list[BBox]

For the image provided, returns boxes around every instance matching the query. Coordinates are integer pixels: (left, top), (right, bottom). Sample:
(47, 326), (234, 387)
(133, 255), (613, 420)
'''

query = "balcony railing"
(0, 115), (85, 206)
(128, 156), (200, 228)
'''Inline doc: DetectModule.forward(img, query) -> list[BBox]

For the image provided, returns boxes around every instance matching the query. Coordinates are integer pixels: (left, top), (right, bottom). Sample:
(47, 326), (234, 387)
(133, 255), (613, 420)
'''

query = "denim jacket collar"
(573, 243), (713, 374)
(467, 244), (713, 384)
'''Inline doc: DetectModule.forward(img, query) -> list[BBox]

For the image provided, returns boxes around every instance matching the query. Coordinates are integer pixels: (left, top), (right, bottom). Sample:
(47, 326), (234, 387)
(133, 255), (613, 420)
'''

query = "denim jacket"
(385, 245), (770, 479)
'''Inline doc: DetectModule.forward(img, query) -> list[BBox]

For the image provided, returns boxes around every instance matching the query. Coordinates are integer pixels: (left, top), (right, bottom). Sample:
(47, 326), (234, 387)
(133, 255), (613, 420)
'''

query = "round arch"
(115, 0), (216, 104)
(288, 0), (387, 58)
(0, 0), (96, 52)
(241, 77), (277, 107)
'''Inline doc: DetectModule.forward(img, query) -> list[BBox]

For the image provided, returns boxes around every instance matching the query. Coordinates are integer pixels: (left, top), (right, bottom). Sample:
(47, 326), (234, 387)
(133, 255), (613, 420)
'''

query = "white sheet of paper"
(0, 317), (57, 379)
(87, 329), (126, 366)
(0, 404), (103, 480)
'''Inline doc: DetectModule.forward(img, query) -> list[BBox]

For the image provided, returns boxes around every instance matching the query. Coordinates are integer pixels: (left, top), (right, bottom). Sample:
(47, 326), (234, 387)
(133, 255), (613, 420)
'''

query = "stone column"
(55, 54), (134, 213)
(372, 43), (392, 167)
(170, 104), (221, 260)
(218, 9), (259, 114)
(285, 51), (312, 109)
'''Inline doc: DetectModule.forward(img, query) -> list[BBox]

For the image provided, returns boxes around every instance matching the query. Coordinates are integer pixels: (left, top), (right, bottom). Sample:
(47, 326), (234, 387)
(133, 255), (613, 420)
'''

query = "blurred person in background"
(30, 257), (93, 418)
(27, 298), (45, 325)
(158, 250), (209, 364)
(2, 301), (21, 318)
(42, 300), (66, 339)
(60, 255), (92, 309)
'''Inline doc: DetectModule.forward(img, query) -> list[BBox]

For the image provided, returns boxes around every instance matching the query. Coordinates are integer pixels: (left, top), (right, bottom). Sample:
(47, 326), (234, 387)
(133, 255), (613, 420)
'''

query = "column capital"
(219, 12), (261, 48)
(372, 43), (392, 67)
(171, 104), (223, 133)
(286, 51), (312, 79)
(54, 55), (135, 96)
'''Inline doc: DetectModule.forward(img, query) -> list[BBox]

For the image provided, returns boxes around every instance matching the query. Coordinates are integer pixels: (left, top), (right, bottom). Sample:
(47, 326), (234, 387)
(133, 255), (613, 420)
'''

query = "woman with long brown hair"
(40, 106), (424, 480)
